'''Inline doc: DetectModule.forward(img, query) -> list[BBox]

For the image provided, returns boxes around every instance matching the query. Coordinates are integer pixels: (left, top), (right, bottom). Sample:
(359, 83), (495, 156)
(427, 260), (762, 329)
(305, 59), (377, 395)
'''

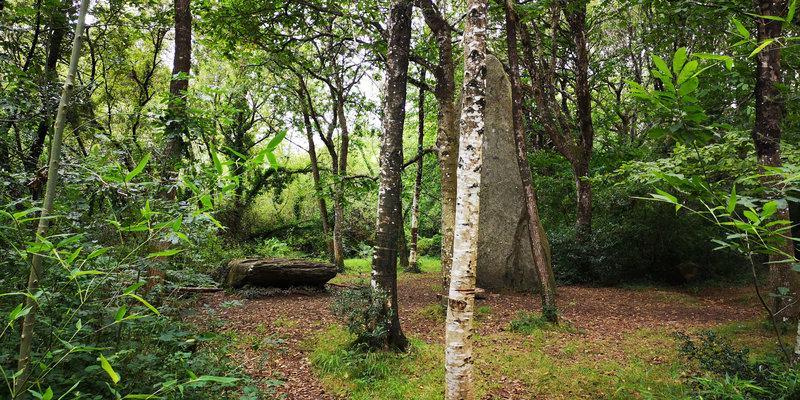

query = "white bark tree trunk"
(445, 0), (487, 397)
(15, 0), (90, 395)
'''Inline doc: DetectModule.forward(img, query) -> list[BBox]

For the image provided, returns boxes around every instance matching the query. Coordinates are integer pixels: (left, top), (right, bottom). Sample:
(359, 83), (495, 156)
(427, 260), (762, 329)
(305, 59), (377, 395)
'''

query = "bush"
(329, 283), (393, 349)
(675, 331), (800, 399)
(417, 234), (442, 257)
(508, 311), (551, 334)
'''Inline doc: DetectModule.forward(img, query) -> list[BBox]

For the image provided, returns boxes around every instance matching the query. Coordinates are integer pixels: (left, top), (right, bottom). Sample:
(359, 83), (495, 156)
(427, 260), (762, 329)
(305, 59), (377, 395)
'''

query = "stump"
(225, 258), (338, 289)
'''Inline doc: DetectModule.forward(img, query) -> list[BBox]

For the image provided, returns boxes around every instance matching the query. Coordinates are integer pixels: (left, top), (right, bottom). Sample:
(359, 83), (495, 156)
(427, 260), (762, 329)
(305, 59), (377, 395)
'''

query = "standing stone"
(475, 55), (543, 292)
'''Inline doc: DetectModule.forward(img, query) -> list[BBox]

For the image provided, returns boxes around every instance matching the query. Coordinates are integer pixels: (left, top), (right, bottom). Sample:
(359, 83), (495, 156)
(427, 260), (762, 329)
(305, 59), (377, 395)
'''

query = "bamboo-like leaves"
(125, 153), (151, 183)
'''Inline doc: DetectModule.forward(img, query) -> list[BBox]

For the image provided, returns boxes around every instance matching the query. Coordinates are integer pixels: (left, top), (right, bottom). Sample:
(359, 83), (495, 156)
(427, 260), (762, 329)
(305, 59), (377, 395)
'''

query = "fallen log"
(225, 257), (338, 289)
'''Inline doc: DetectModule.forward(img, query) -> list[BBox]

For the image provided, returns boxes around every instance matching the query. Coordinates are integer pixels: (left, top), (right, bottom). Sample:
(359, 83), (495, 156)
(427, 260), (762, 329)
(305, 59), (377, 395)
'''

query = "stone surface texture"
(475, 55), (538, 291)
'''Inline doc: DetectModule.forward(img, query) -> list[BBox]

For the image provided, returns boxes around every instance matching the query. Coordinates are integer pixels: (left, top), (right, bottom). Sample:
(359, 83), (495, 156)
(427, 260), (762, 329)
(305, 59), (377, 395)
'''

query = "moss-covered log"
(225, 258), (337, 289)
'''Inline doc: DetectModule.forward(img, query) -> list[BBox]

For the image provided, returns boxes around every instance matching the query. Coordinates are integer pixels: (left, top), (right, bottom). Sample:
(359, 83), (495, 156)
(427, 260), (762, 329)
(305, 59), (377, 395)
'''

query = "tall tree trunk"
(14, 0), (89, 395)
(751, 0), (800, 323)
(26, 0), (70, 181)
(502, 0), (558, 321)
(418, 0), (457, 300)
(333, 84), (350, 272)
(300, 101), (334, 262)
(407, 71), (426, 273)
(445, 0), (486, 397)
(371, 0), (412, 351)
(564, 0), (594, 238)
(398, 205), (410, 269)
(162, 0), (191, 196)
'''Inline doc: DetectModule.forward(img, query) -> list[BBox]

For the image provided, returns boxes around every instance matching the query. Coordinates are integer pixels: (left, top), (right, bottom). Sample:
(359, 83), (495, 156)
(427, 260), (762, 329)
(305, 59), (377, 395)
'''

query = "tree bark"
(418, 0), (458, 300)
(564, 0), (594, 238)
(445, 0), (486, 397)
(14, 0), (89, 395)
(162, 0), (191, 196)
(370, 0), (412, 351)
(502, 0), (557, 321)
(750, 0), (800, 323)
(333, 76), (350, 272)
(26, 0), (70, 181)
(300, 95), (335, 262)
(407, 70), (426, 273)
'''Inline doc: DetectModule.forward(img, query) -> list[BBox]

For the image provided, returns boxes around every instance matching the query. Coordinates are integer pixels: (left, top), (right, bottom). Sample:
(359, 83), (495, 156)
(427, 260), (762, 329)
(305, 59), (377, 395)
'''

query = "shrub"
(675, 331), (800, 399)
(329, 283), (393, 349)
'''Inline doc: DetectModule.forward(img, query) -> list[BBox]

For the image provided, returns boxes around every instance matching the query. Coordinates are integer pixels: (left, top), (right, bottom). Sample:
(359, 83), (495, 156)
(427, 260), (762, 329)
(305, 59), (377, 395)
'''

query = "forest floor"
(189, 260), (772, 399)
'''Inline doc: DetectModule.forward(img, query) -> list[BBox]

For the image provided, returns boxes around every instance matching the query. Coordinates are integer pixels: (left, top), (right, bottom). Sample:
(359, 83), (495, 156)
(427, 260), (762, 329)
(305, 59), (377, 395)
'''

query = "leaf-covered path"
(192, 273), (764, 399)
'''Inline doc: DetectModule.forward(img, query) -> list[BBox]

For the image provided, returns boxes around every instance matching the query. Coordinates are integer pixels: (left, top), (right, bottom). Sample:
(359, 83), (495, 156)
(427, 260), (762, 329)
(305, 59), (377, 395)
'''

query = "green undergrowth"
(307, 318), (784, 399)
(308, 325), (445, 399)
(330, 256), (441, 284)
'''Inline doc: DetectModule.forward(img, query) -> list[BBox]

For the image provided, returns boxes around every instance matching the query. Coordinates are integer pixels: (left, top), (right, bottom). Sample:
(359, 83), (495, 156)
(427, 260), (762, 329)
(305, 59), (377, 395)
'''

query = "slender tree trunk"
(407, 71), (426, 273)
(503, 0), (557, 321)
(162, 0), (191, 196)
(398, 205), (409, 269)
(564, 0), (594, 238)
(418, 0), (457, 300)
(445, 0), (486, 397)
(14, 0), (89, 395)
(371, 0), (412, 351)
(26, 0), (69, 180)
(750, 0), (800, 324)
(333, 86), (350, 272)
(301, 104), (334, 261)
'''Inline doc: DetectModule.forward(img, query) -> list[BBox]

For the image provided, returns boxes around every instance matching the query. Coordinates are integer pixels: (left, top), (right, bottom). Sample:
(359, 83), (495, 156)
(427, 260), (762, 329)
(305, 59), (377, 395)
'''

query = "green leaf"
(13, 207), (43, 221)
(147, 249), (184, 258)
(761, 201), (778, 220)
(677, 77), (699, 97)
(726, 186), (737, 213)
(124, 293), (160, 315)
(725, 58), (734, 71)
(183, 178), (200, 195)
(673, 47), (687, 74)
(745, 12), (785, 21)
(199, 195), (213, 210)
(195, 375), (239, 384)
(266, 152), (278, 170)
(211, 146), (223, 174)
(743, 209), (760, 224)
(42, 387), (53, 400)
(123, 282), (145, 295)
(115, 305), (127, 322)
(693, 53), (729, 60)
(267, 130), (286, 151)
(222, 146), (247, 160)
(676, 60), (698, 85)
(100, 354), (120, 384)
(787, 0), (797, 25)
(733, 18), (750, 39)
(652, 55), (672, 77)
(750, 39), (776, 57)
(172, 215), (183, 232)
(792, 263), (800, 273)
(125, 153), (151, 183)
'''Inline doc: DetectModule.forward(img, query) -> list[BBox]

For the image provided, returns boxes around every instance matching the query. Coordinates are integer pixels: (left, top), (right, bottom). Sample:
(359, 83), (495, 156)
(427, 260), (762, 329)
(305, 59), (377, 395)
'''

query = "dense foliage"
(1, 0), (799, 396)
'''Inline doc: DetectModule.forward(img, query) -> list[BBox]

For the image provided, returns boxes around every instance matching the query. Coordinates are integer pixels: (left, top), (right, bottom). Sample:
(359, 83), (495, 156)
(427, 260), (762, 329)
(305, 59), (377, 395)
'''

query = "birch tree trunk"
(445, 0), (486, 397)
(502, 0), (557, 321)
(14, 0), (89, 395)
(370, 0), (412, 351)
(407, 71), (426, 273)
